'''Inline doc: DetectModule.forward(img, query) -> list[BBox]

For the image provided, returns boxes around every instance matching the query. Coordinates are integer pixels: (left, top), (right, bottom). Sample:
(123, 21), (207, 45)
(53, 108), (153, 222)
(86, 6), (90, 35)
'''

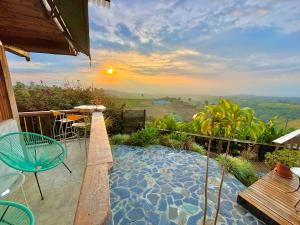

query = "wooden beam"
(0, 42), (20, 128)
(0, 36), (76, 55)
(4, 45), (30, 61)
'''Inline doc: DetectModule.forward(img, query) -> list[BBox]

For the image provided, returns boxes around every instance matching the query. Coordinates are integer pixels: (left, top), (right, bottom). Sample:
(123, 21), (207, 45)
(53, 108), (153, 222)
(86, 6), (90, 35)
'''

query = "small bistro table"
(74, 105), (106, 113)
(289, 167), (300, 211)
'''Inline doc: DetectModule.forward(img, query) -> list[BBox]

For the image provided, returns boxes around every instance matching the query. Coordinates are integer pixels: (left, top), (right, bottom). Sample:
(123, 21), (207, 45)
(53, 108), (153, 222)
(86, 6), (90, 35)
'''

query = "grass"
(130, 127), (159, 147)
(122, 97), (197, 121)
(110, 134), (130, 145)
(216, 155), (259, 187)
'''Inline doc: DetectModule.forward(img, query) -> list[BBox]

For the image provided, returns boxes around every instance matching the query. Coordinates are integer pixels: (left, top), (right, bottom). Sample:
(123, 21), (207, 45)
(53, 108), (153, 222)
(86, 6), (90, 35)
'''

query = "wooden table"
(73, 105), (106, 113)
(290, 167), (300, 211)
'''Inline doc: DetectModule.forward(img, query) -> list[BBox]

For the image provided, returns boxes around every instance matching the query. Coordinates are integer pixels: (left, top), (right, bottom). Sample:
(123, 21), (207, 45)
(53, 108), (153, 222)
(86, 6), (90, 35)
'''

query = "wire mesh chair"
(68, 115), (90, 151)
(0, 200), (35, 225)
(0, 171), (25, 199)
(0, 132), (71, 200)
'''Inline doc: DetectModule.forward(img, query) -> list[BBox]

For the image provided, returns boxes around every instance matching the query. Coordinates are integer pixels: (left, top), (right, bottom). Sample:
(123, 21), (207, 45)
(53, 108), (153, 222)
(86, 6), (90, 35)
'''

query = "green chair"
(0, 200), (34, 225)
(0, 132), (71, 200)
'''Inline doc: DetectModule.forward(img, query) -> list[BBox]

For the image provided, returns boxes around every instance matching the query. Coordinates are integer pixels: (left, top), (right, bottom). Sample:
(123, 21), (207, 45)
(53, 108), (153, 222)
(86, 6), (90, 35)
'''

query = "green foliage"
(167, 139), (184, 149)
(14, 82), (93, 111)
(167, 132), (189, 143)
(265, 149), (300, 168)
(130, 127), (159, 147)
(14, 82), (125, 134)
(216, 155), (259, 186)
(149, 115), (179, 131)
(192, 98), (294, 143)
(109, 134), (130, 145)
(190, 143), (205, 154)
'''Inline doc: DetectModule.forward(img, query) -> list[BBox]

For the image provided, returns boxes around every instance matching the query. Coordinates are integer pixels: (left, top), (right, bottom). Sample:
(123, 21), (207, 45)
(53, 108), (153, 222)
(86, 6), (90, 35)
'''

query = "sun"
(106, 68), (114, 75)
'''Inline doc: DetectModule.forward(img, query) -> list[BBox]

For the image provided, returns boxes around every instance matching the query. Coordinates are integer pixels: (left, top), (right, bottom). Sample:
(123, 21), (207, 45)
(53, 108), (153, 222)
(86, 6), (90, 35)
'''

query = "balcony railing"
(18, 109), (113, 225)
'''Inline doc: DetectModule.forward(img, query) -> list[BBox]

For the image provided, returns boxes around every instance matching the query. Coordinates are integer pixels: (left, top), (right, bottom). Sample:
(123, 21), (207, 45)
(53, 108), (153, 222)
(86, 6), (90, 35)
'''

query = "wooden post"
(0, 42), (20, 128)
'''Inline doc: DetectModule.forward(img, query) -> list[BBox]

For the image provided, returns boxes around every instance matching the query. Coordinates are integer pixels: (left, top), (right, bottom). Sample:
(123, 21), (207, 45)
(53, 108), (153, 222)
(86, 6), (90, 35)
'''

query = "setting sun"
(106, 68), (114, 75)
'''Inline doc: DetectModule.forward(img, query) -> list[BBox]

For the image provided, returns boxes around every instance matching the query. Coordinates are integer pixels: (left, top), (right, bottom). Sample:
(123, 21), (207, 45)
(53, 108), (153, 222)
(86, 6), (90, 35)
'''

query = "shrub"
(167, 132), (189, 143)
(110, 134), (130, 145)
(190, 143), (205, 154)
(167, 139), (184, 149)
(130, 127), (159, 147)
(216, 155), (259, 186)
(149, 115), (179, 131)
(265, 149), (300, 168)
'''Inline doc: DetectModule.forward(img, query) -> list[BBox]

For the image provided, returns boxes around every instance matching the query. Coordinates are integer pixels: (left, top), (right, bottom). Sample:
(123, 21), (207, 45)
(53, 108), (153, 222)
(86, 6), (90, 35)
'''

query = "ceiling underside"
(0, 0), (77, 55)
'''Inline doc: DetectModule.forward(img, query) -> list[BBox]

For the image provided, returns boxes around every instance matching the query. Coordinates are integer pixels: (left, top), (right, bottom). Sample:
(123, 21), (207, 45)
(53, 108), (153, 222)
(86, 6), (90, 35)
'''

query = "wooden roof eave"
(0, 0), (78, 56)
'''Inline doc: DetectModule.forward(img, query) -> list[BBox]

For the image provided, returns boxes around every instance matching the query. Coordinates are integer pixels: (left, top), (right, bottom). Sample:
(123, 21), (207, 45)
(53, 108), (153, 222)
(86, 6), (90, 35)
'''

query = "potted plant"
(265, 149), (300, 178)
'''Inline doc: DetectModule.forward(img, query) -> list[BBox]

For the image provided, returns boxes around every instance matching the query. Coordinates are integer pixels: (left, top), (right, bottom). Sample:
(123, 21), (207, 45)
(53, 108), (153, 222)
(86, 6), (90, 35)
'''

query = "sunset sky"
(7, 0), (300, 97)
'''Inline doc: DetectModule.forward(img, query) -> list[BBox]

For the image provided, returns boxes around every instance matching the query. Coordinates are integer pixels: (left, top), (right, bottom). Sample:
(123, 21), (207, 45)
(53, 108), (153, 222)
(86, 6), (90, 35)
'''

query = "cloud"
(8, 61), (51, 70)
(89, 0), (300, 51)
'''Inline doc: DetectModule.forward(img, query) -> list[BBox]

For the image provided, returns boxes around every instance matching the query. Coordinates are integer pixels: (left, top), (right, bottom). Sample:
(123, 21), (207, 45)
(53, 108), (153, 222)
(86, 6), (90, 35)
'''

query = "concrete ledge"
(74, 112), (113, 225)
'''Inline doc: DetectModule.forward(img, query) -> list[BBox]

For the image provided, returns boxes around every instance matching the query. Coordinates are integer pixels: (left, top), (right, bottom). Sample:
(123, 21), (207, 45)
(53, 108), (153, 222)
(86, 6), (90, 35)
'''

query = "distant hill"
(104, 89), (300, 128)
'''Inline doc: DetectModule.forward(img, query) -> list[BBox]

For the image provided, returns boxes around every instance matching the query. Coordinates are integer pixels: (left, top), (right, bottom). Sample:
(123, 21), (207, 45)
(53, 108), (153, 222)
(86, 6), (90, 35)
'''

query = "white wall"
(0, 119), (19, 174)
(0, 119), (19, 136)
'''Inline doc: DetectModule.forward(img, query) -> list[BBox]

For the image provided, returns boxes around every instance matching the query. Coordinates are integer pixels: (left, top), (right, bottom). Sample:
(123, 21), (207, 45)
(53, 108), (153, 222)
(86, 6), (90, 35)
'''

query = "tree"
(213, 99), (254, 224)
(193, 103), (222, 225)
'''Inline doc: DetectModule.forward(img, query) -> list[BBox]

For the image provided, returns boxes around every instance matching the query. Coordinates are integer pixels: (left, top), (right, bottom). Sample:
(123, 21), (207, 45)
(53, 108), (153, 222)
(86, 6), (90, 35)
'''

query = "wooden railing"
(74, 111), (113, 225)
(159, 129), (279, 161)
(19, 109), (81, 138)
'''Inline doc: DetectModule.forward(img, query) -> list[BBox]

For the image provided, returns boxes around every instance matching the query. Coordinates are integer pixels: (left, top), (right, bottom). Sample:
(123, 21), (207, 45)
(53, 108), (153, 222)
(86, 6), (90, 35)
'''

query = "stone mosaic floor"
(108, 145), (264, 225)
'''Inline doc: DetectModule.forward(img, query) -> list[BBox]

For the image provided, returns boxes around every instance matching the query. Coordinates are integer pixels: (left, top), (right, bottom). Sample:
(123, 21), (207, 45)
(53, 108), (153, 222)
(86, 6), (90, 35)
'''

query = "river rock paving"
(108, 145), (264, 225)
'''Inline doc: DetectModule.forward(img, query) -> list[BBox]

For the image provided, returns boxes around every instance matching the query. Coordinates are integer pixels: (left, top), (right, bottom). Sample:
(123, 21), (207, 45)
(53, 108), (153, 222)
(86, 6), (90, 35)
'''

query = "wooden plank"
(0, 0), (76, 55)
(74, 112), (113, 225)
(87, 112), (113, 167)
(74, 164), (111, 225)
(19, 109), (79, 117)
(0, 43), (17, 123)
(4, 45), (30, 61)
(238, 171), (300, 225)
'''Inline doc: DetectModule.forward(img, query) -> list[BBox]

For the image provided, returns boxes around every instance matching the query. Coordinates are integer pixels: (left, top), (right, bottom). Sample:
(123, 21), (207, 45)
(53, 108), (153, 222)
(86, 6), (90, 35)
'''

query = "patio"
(4, 140), (86, 225)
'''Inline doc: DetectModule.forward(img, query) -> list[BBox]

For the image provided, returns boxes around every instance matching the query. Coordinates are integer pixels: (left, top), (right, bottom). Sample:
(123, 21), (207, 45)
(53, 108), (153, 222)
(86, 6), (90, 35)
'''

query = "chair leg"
(77, 128), (82, 149)
(84, 127), (87, 153)
(62, 162), (72, 174)
(34, 173), (44, 200)
(21, 184), (29, 208)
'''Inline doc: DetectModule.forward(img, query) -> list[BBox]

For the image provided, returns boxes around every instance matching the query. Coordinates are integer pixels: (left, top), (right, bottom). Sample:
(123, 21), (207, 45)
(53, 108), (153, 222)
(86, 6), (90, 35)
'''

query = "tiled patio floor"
(5, 140), (87, 225)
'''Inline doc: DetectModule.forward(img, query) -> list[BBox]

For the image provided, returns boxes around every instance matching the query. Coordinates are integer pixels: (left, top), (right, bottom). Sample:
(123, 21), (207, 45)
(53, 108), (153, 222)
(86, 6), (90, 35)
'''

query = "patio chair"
(0, 132), (71, 200)
(0, 170), (25, 199)
(0, 200), (35, 225)
(67, 115), (90, 151)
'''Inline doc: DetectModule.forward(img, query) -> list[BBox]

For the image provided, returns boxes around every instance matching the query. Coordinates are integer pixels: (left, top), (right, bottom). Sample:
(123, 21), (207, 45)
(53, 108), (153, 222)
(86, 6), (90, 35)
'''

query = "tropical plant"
(149, 115), (179, 131)
(193, 101), (222, 225)
(130, 127), (159, 147)
(265, 149), (300, 168)
(190, 143), (205, 154)
(216, 155), (259, 186)
(167, 132), (189, 143)
(109, 134), (130, 145)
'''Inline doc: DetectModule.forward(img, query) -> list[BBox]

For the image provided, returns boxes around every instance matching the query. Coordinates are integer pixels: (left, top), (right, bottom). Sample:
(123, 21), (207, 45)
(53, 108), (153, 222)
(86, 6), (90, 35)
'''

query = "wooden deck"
(238, 171), (300, 225)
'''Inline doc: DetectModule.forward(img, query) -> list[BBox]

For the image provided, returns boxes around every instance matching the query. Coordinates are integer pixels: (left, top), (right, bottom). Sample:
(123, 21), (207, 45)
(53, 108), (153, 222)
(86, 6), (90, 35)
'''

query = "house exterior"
(0, 0), (93, 135)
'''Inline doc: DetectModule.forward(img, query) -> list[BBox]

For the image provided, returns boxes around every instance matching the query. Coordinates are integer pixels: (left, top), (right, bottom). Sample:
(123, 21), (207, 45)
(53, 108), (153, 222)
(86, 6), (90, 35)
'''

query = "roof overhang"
(0, 0), (91, 57)
(273, 129), (300, 145)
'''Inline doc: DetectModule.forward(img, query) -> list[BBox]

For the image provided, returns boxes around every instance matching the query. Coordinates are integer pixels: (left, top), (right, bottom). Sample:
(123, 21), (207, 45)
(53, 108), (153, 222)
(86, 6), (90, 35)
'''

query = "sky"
(7, 0), (300, 97)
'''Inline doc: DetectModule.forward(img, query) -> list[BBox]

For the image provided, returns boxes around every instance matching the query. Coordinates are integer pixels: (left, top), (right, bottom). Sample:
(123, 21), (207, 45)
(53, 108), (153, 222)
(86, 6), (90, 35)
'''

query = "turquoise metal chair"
(0, 132), (71, 200)
(0, 200), (34, 225)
